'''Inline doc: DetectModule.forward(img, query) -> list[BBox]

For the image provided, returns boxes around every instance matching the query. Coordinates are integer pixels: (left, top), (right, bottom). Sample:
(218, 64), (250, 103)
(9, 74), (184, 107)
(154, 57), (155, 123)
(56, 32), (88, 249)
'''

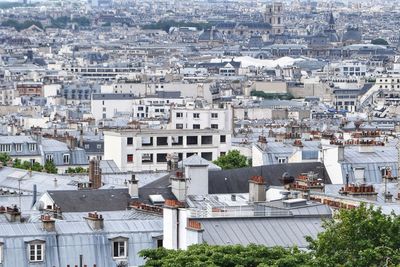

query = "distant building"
(103, 128), (231, 172)
(264, 2), (285, 35)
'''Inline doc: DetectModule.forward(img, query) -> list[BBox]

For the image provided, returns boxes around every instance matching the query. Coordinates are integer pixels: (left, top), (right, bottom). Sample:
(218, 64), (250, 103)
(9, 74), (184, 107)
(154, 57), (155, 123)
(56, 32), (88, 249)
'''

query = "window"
(193, 113), (200, 119)
(211, 124), (218, 129)
(193, 124), (200, 129)
(63, 154), (70, 164)
(176, 112), (183, 118)
(28, 242), (44, 262)
(127, 154), (133, 163)
(0, 144), (11, 152)
(28, 143), (36, 151)
(45, 154), (54, 162)
(220, 135), (226, 143)
(112, 240), (127, 258)
(84, 144), (90, 149)
(142, 153), (153, 163)
(96, 144), (102, 149)
(15, 143), (22, 152)
(211, 113), (218, 118)
(127, 137), (133, 145)
(278, 157), (286, 164)
(176, 123), (183, 129)
(156, 153), (168, 163)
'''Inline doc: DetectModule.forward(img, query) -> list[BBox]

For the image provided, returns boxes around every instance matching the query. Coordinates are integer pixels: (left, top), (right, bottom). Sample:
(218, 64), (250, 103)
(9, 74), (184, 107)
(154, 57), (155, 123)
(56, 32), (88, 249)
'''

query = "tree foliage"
(371, 38), (389, 46)
(1, 19), (43, 31)
(307, 204), (400, 267)
(251, 90), (294, 100)
(0, 153), (57, 174)
(66, 166), (88, 174)
(140, 204), (400, 267)
(140, 244), (311, 267)
(213, 149), (249, 170)
(50, 16), (91, 28)
(44, 160), (58, 174)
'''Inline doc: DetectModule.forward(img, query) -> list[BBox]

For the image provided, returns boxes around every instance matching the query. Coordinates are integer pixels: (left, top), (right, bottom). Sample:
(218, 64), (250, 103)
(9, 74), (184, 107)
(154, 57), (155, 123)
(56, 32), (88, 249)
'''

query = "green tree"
(140, 244), (311, 267)
(140, 205), (400, 267)
(66, 166), (87, 174)
(307, 204), (400, 267)
(0, 153), (11, 165)
(250, 90), (294, 100)
(44, 160), (58, 174)
(371, 38), (389, 46)
(213, 150), (249, 170)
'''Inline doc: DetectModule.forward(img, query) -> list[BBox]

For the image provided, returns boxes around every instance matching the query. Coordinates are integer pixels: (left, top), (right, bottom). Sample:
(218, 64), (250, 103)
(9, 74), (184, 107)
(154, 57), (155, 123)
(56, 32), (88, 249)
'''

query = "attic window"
(112, 237), (128, 259)
(27, 242), (45, 262)
(63, 154), (70, 164)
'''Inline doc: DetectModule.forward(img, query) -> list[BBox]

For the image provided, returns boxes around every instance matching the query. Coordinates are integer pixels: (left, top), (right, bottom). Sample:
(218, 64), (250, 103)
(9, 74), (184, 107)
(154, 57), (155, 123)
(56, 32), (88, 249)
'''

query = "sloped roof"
(46, 188), (131, 212)
(208, 162), (330, 194)
(200, 217), (323, 248)
(178, 154), (221, 170)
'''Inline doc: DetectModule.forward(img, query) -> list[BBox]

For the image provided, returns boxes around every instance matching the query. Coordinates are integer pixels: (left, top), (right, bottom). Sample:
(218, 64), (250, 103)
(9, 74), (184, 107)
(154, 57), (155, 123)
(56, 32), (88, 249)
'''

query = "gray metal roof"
(46, 189), (131, 212)
(0, 167), (83, 194)
(0, 218), (162, 267)
(92, 93), (137, 100)
(199, 217), (323, 248)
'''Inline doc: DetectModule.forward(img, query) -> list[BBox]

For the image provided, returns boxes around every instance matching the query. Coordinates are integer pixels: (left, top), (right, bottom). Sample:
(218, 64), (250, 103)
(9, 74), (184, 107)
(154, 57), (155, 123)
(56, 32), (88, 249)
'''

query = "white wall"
(185, 165), (209, 196)
(251, 144), (265, 167)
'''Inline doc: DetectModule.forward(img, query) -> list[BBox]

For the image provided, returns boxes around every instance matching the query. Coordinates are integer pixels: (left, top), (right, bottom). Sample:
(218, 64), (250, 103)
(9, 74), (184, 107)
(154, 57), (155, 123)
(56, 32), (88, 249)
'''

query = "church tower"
(264, 2), (285, 35)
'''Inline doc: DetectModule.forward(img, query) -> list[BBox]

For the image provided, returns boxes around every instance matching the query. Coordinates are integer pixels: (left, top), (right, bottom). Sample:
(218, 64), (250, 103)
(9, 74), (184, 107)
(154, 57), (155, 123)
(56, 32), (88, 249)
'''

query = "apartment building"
(103, 129), (231, 172)
(91, 92), (185, 120)
(168, 101), (233, 132)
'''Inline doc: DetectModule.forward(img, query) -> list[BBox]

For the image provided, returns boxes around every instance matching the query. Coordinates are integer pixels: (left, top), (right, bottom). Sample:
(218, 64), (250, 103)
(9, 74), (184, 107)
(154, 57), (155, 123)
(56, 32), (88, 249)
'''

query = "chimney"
(280, 191), (290, 200)
(89, 159), (102, 189)
(31, 184), (37, 208)
(249, 176), (266, 202)
(171, 171), (186, 201)
(5, 205), (21, 222)
(41, 214), (56, 232)
(85, 212), (104, 230)
(128, 174), (138, 198)
(166, 153), (179, 171)
(338, 144), (344, 162)
(79, 129), (84, 147)
(66, 136), (77, 150)
(163, 199), (183, 249)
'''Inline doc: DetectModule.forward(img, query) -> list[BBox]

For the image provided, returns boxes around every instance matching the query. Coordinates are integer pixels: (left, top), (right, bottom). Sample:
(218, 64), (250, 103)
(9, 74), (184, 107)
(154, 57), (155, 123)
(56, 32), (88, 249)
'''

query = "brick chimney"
(85, 212), (104, 230)
(249, 176), (266, 202)
(5, 205), (21, 222)
(41, 214), (56, 232)
(89, 159), (102, 189)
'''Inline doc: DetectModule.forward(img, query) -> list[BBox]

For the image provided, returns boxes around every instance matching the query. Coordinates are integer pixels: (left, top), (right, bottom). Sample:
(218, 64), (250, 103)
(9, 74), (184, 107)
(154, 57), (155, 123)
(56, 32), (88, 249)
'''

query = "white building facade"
(103, 129), (231, 172)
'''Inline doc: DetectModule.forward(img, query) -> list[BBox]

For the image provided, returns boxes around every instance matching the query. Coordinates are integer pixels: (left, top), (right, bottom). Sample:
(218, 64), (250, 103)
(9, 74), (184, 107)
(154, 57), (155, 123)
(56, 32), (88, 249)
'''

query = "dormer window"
(63, 154), (70, 164)
(111, 237), (128, 259)
(45, 154), (54, 162)
(28, 143), (36, 151)
(15, 143), (22, 152)
(27, 241), (45, 262)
